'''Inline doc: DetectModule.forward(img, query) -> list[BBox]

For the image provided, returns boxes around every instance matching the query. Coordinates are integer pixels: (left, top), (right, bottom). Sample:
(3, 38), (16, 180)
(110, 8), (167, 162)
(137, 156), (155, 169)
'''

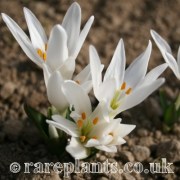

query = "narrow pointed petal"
(73, 16), (94, 59)
(47, 118), (79, 137)
(124, 41), (152, 88)
(104, 39), (126, 87)
(150, 30), (172, 54)
(165, 52), (180, 79)
(74, 65), (91, 84)
(62, 81), (92, 116)
(139, 63), (168, 87)
(42, 63), (52, 88)
(89, 45), (103, 98)
(66, 137), (90, 159)
(96, 145), (117, 152)
(62, 2), (81, 55)
(23, 7), (47, 50)
(117, 124), (136, 137)
(111, 137), (126, 146)
(46, 25), (68, 71)
(2, 13), (42, 67)
(119, 78), (165, 113)
(47, 71), (69, 112)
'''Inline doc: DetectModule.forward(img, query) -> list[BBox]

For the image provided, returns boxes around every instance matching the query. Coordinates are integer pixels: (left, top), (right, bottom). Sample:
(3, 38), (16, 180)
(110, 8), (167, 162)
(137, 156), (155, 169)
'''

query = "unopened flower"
(90, 39), (167, 117)
(151, 30), (180, 80)
(46, 81), (135, 159)
(2, 2), (94, 79)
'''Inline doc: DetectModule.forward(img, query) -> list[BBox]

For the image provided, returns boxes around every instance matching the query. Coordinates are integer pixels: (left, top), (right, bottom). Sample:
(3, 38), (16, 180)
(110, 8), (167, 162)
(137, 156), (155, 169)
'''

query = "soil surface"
(0, 0), (180, 179)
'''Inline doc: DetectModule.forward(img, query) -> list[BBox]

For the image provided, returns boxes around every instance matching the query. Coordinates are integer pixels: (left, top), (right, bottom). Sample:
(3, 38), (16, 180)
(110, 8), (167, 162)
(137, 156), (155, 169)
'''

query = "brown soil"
(0, 0), (180, 179)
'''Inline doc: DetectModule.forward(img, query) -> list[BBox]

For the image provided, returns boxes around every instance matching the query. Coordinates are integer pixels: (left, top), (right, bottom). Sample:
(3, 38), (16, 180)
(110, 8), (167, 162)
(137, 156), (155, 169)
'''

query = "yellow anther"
(121, 82), (126, 90)
(80, 136), (86, 142)
(81, 112), (86, 120)
(45, 44), (48, 51)
(109, 132), (114, 136)
(76, 80), (80, 84)
(77, 119), (83, 128)
(37, 49), (43, 58)
(93, 117), (99, 125)
(92, 136), (97, 139)
(126, 88), (132, 95)
(43, 53), (47, 61)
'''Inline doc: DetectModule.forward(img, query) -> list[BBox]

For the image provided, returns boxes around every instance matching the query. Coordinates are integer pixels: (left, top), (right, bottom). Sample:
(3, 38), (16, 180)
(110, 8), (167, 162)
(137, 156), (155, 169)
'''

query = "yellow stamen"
(37, 49), (43, 58)
(81, 112), (86, 120)
(126, 88), (132, 95)
(77, 119), (83, 128)
(80, 136), (86, 142)
(93, 117), (99, 125)
(109, 132), (114, 136)
(43, 53), (47, 61)
(76, 80), (80, 84)
(92, 136), (97, 139)
(45, 44), (48, 51)
(121, 82), (126, 90)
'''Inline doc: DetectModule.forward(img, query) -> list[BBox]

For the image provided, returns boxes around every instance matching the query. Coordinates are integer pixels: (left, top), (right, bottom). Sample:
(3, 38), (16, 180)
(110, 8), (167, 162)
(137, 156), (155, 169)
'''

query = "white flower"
(46, 81), (135, 159)
(43, 64), (92, 112)
(1, 2), (94, 79)
(90, 39), (167, 117)
(151, 30), (180, 80)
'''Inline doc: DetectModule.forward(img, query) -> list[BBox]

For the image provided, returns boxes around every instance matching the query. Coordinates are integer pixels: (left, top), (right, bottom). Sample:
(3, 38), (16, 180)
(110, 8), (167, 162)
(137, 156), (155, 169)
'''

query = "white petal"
(70, 111), (81, 121)
(46, 25), (68, 71)
(58, 57), (75, 80)
(139, 63), (168, 87)
(99, 135), (114, 145)
(96, 79), (116, 103)
(85, 139), (100, 147)
(50, 115), (79, 137)
(62, 2), (81, 56)
(47, 71), (69, 112)
(89, 45), (103, 99)
(96, 145), (117, 152)
(124, 41), (152, 88)
(80, 81), (92, 93)
(48, 124), (59, 139)
(23, 7), (47, 50)
(89, 101), (110, 124)
(2, 13), (42, 67)
(74, 65), (91, 84)
(74, 65), (92, 93)
(151, 29), (172, 54)
(119, 78), (165, 112)
(42, 63), (52, 88)
(66, 137), (90, 159)
(165, 52), (180, 79)
(73, 16), (94, 59)
(62, 81), (92, 116)
(104, 39), (126, 87)
(117, 124), (136, 137)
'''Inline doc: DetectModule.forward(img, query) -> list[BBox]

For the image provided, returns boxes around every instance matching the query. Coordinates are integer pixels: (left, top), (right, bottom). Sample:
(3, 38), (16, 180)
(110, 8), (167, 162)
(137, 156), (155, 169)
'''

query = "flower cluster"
(2, 2), (175, 159)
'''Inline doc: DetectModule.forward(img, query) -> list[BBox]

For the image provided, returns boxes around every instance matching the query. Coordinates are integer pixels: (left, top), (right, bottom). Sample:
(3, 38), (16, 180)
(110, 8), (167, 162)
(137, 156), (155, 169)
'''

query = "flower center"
(37, 44), (47, 61)
(76, 112), (99, 142)
(110, 81), (132, 110)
